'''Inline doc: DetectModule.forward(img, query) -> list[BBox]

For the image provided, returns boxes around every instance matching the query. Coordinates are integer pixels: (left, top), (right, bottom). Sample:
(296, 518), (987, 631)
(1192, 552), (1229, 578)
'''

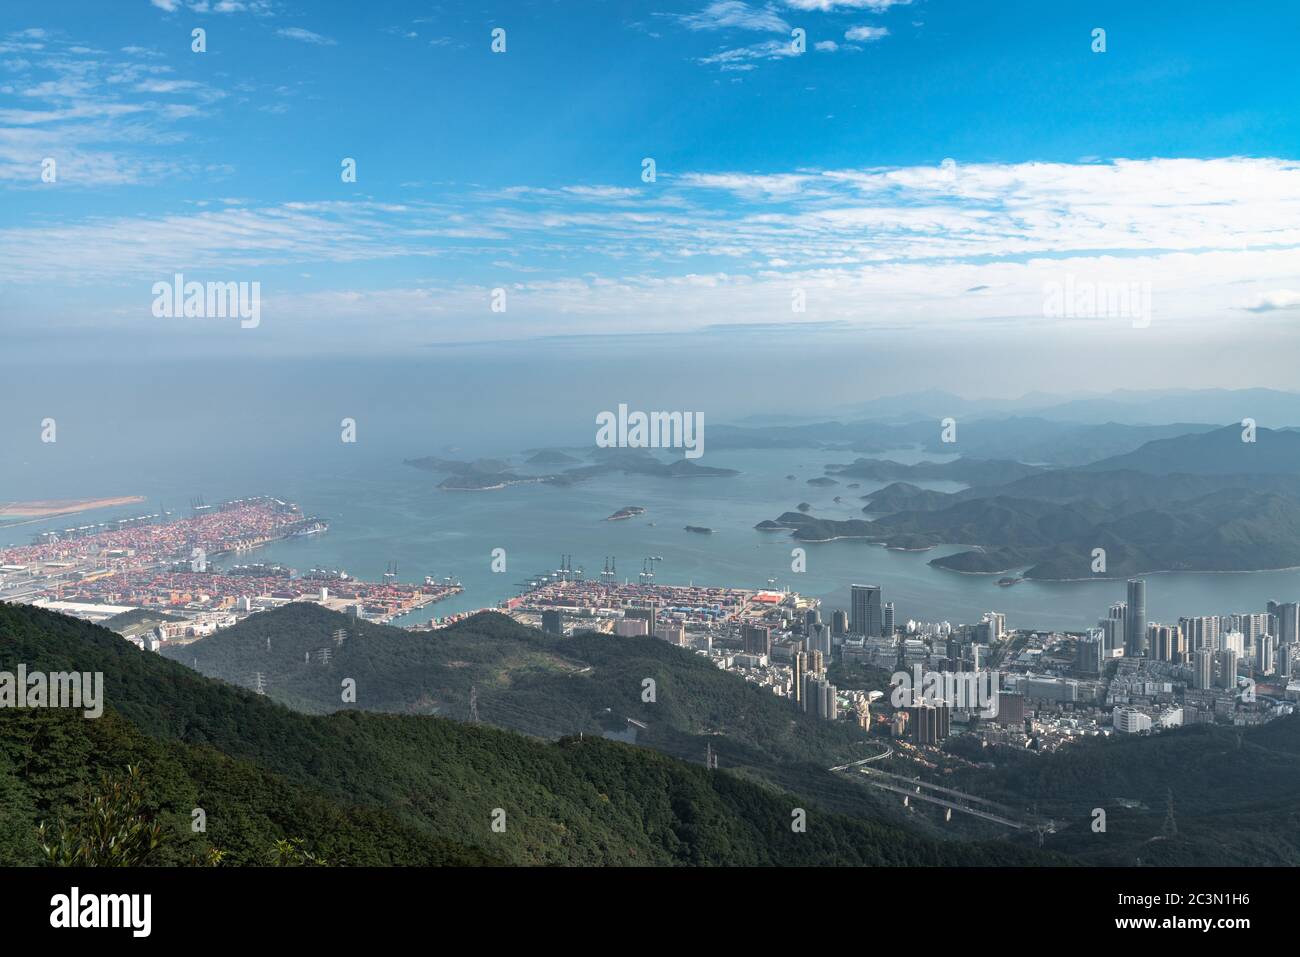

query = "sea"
(6, 439), (1300, 635)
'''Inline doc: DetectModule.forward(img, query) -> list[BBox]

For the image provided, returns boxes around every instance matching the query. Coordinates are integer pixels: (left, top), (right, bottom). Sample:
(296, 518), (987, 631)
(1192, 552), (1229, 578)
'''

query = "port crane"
(638, 556), (662, 583)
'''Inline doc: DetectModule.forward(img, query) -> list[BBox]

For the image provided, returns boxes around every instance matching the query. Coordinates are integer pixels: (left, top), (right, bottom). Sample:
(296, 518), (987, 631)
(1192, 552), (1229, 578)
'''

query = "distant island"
(761, 428), (1300, 579)
(606, 506), (646, 521)
(525, 449), (581, 466)
(684, 525), (714, 535)
(406, 446), (738, 492)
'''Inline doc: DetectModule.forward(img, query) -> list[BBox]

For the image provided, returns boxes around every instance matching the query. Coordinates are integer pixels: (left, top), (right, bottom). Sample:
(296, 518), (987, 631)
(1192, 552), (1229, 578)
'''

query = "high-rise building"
(1268, 601), (1300, 645)
(1179, 615), (1221, 652)
(1193, 649), (1214, 690)
(1101, 603), (1127, 656)
(654, 624), (686, 646)
(1231, 613), (1270, 653)
(615, 618), (649, 637)
(810, 622), (832, 658)
(624, 603), (657, 632)
(791, 651), (807, 711)
(541, 609), (564, 636)
(995, 692), (1025, 726)
(1214, 649), (1238, 690)
(831, 610), (849, 637)
(1256, 634), (1277, 676)
(1076, 633), (1104, 674)
(804, 608), (821, 635)
(908, 703), (950, 745)
(807, 677), (838, 721)
(1125, 579), (1147, 657)
(1281, 642), (1297, 679)
(850, 584), (883, 637)
(1150, 624), (1184, 664)
(882, 601), (895, 637)
(742, 624), (771, 655)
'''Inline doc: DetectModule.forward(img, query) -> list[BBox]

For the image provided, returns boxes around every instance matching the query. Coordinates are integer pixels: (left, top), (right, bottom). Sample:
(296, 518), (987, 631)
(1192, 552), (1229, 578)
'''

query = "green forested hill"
(0, 707), (499, 866)
(159, 603), (890, 815)
(0, 601), (1051, 866)
(944, 721), (1300, 866)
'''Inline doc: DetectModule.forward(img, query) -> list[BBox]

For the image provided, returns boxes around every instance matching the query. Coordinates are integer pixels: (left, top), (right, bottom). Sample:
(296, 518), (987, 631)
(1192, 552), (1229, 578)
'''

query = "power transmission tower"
(332, 628), (348, 646)
(468, 685), (480, 723)
(1163, 788), (1178, 836)
(252, 672), (266, 695)
(316, 647), (332, 665)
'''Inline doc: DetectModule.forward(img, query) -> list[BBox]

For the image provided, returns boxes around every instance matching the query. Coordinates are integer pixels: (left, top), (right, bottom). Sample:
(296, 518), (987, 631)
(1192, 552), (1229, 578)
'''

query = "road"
(828, 743), (893, 772)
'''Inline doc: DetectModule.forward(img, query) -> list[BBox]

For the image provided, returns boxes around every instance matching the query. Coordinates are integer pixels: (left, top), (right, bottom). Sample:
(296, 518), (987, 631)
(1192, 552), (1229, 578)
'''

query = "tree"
(38, 765), (165, 867)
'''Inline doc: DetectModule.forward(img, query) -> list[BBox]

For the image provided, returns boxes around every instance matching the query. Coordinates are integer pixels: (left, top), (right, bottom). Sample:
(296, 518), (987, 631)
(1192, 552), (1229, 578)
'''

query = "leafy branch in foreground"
(38, 764), (165, 867)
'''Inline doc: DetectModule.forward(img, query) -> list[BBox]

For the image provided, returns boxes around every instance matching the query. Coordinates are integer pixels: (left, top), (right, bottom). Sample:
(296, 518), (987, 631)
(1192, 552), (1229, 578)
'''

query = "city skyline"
(2, 0), (1299, 899)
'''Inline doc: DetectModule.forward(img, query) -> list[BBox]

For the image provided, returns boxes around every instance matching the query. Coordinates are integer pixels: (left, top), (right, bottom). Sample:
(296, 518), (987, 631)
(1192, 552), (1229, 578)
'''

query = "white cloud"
(677, 1), (790, 33)
(151, 0), (275, 14)
(0, 30), (227, 187)
(699, 38), (802, 68)
(1246, 290), (1300, 312)
(277, 27), (337, 46)
(786, 0), (909, 9)
(2, 158), (1298, 348)
(844, 25), (889, 42)
(678, 171), (816, 198)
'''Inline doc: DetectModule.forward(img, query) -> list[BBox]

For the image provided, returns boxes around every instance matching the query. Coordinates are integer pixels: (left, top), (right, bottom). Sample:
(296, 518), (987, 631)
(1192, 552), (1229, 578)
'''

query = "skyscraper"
(1101, 602), (1126, 656)
(831, 610), (849, 637)
(1231, 613), (1269, 653)
(810, 622), (832, 658)
(791, 651), (806, 711)
(1076, 633), (1104, 674)
(1268, 601), (1300, 645)
(1193, 649), (1214, 690)
(624, 603), (657, 632)
(908, 702), (950, 746)
(1179, 615), (1221, 652)
(850, 584), (883, 637)
(742, 623), (771, 655)
(1150, 624), (1185, 664)
(1215, 649), (1238, 690)
(882, 601), (895, 637)
(1125, 579), (1147, 657)
(1256, 634), (1276, 676)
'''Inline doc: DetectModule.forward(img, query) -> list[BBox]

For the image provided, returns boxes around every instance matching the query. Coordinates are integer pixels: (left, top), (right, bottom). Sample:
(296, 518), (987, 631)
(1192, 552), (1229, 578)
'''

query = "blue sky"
(2, 0), (1299, 384)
